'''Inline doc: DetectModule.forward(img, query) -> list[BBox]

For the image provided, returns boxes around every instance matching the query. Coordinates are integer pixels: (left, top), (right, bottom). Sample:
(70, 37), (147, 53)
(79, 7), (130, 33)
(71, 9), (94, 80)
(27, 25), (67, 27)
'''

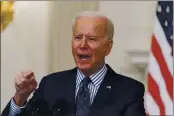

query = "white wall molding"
(126, 50), (149, 70)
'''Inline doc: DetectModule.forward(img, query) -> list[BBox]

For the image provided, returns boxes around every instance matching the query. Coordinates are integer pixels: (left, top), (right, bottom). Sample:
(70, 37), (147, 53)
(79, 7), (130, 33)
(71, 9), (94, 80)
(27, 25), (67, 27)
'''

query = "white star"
(164, 20), (168, 27)
(166, 5), (170, 13)
(157, 5), (162, 12)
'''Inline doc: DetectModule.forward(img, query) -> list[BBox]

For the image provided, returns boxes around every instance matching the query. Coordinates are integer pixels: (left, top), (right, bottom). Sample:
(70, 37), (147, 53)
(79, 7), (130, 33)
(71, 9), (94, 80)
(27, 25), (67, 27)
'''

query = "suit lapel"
(63, 65), (120, 116)
(88, 65), (119, 116)
(62, 68), (77, 116)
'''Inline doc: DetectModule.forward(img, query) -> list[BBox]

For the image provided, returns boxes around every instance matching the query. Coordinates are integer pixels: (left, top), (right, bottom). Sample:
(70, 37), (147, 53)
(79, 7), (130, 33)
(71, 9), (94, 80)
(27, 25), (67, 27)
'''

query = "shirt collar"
(76, 64), (107, 88)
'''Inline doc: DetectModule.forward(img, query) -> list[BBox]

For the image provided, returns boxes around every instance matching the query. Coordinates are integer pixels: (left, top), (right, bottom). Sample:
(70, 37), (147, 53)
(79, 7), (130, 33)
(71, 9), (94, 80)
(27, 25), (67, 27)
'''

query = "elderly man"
(2, 11), (145, 116)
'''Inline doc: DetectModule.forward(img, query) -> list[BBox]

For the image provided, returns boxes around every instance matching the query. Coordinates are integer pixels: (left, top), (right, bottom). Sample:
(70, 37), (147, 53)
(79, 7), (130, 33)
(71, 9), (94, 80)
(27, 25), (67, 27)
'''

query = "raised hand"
(13, 70), (37, 106)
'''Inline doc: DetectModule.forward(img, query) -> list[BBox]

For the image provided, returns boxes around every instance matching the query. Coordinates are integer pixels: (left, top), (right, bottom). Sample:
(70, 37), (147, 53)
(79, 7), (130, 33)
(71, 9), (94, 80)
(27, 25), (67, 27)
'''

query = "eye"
(88, 37), (97, 41)
(74, 36), (82, 40)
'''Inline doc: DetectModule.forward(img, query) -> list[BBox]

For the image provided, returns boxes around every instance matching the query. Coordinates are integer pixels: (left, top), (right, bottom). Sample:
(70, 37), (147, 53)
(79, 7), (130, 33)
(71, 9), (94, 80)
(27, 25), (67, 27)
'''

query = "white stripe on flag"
(144, 92), (160, 115)
(154, 17), (173, 76)
(149, 53), (173, 115)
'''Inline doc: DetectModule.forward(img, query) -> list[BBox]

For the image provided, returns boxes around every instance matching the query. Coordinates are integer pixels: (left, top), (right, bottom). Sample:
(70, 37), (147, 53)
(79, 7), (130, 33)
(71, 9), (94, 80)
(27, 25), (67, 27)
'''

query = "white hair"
(72, 11), (114, 40)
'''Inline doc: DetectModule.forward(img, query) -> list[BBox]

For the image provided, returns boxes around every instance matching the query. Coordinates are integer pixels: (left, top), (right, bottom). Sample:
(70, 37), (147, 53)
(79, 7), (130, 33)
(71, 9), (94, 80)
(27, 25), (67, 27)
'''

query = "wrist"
(13, 92), (30, 107)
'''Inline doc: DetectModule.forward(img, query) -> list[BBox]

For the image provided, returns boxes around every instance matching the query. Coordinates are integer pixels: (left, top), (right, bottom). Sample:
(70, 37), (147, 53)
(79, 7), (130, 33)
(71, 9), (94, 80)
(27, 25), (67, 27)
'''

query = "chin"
(76, 63), (92, 71)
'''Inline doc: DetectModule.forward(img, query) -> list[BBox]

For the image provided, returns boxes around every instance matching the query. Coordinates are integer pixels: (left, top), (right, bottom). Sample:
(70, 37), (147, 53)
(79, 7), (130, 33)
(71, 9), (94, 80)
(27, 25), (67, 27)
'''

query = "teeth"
(79, 55), (90, 60)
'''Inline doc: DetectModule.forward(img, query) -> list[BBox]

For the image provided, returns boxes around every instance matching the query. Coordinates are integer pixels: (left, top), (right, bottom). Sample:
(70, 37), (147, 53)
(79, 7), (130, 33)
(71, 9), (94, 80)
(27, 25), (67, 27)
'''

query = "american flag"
(144, 1), (173, 116)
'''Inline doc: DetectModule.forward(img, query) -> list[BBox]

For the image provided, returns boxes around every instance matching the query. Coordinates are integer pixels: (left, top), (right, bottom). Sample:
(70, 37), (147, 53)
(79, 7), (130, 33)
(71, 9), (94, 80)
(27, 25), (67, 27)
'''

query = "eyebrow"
(73, 33), (83, 36)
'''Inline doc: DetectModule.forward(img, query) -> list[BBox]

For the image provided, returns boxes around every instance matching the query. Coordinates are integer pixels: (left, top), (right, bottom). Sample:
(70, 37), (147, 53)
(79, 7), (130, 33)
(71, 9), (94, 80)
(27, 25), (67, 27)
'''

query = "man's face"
(72, 16), (113, 75)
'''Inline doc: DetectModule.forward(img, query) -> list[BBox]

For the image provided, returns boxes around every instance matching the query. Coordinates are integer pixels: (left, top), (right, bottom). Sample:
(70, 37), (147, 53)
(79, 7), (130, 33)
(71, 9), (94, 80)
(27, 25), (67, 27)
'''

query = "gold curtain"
(1, 1), (14, 31)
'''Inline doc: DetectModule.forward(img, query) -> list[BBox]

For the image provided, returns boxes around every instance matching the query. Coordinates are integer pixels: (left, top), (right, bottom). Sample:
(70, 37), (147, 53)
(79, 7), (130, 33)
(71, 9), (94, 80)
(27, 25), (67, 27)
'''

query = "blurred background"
(1, 1), (173, 115)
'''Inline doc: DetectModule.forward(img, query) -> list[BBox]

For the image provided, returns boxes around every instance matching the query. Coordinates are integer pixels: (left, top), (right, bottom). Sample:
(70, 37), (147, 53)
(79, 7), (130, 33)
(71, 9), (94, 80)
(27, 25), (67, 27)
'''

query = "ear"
(105, 40), (113, 56)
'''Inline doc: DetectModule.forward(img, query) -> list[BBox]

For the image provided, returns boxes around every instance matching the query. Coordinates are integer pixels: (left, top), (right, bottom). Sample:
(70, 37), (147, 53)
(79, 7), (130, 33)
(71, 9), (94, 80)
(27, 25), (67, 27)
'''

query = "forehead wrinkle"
(74, 17), (107, 37)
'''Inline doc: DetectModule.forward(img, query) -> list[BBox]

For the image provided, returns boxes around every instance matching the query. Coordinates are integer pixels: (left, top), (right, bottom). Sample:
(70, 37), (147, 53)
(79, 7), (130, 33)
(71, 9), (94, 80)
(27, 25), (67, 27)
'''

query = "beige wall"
(1, 1), (50, 110)
(1, 1), (157, 111)
(99, 1), (157, 84)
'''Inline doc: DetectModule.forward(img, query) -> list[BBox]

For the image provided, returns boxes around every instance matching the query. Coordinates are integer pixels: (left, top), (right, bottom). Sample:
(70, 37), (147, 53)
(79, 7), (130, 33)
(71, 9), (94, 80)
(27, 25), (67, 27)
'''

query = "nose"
(80, 37), (88, 50)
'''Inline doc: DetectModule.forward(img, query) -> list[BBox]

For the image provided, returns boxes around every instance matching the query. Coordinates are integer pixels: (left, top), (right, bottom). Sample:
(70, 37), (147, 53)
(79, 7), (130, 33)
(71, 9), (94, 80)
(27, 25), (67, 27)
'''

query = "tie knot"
(82, 77), (91, 86)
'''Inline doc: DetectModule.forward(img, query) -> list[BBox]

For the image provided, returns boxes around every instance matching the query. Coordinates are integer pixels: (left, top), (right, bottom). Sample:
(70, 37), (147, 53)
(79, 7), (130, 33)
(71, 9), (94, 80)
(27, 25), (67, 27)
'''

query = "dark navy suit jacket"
(1, 64), (146, 116)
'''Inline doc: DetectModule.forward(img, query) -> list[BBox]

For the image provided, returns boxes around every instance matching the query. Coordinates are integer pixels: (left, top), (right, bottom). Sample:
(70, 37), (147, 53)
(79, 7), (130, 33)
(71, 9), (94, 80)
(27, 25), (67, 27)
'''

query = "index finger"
(21, 71), (34, 80)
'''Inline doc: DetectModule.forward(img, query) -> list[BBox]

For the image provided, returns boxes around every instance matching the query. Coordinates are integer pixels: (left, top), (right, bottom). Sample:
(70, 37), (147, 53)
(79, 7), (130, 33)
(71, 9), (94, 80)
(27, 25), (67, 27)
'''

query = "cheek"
(92, 45), (107, 58)
(72, 46), (77, 58)
(72, 42), (78, 52)
(90, 46), (102, 58)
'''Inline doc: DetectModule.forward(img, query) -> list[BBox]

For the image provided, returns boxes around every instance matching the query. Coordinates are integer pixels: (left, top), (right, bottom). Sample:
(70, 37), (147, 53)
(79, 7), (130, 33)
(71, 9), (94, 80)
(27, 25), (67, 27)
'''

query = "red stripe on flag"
(152, 35), (173, 100)
(148, 73), (165, 115)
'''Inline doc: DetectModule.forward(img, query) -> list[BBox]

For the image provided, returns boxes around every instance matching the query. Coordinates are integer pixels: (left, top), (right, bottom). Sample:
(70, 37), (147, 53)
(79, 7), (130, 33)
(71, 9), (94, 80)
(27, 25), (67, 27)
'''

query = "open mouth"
(78, 54), (91, 61)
